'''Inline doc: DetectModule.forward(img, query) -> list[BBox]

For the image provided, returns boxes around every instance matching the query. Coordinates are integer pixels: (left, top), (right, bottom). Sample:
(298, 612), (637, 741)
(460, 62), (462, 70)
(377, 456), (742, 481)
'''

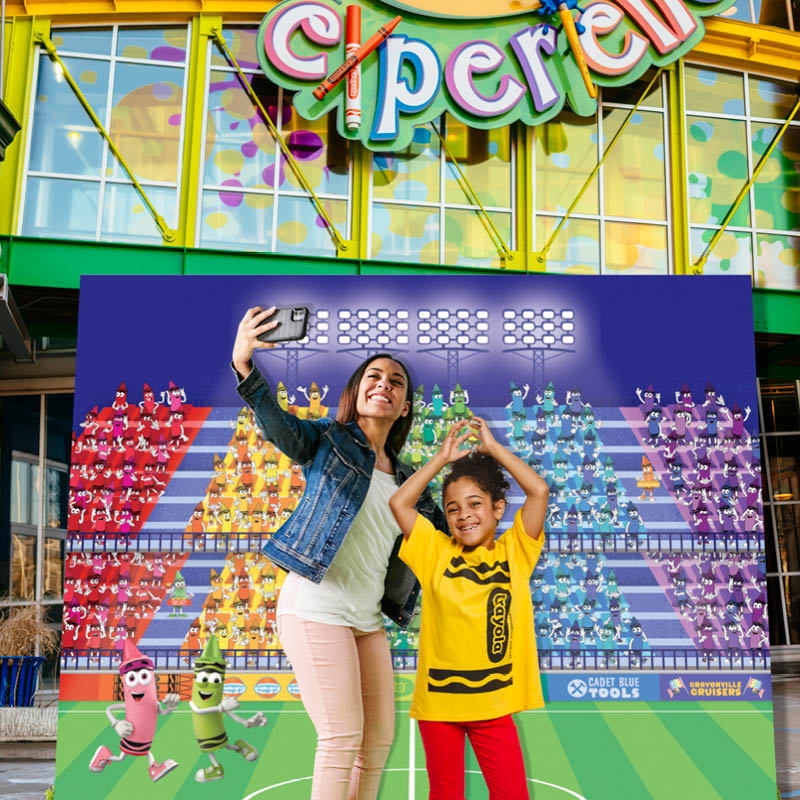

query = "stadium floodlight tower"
(502, 308), (576, 396)
(416, 308), (490, 390)
(260, 309), (331, 387)
(336, 307), (411, 361)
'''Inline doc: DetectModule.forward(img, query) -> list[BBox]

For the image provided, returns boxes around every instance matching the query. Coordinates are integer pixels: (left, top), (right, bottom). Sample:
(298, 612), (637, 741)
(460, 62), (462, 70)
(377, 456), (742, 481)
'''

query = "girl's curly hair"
(442, 451), (510, 505)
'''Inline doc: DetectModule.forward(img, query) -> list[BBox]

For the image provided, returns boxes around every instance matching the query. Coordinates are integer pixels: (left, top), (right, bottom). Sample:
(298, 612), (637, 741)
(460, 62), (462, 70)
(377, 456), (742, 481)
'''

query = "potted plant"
(0, 606), (59, 707)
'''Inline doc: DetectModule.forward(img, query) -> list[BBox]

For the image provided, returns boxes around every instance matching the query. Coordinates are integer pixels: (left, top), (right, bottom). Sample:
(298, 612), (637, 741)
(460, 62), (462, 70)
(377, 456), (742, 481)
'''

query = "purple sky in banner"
(74, 275), (757, 431)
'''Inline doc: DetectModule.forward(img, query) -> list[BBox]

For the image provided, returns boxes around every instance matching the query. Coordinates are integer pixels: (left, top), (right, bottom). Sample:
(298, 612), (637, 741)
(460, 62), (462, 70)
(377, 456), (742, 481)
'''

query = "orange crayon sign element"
(313, 15), (401, 100)
(345, 5), (362, 129)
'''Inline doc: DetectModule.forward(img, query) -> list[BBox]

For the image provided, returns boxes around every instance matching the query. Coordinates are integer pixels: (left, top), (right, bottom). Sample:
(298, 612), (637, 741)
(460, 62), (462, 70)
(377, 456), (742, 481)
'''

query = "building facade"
(1, 0), (800, 683)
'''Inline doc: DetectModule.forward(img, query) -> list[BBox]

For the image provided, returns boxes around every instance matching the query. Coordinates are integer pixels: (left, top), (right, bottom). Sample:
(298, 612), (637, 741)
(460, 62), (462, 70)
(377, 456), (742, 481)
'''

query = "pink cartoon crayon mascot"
(89, 640), (179, 781)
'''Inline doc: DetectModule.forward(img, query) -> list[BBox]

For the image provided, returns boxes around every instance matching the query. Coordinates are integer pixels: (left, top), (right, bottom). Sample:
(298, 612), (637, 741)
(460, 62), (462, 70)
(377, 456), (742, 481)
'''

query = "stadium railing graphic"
(62, 647), (770, 672)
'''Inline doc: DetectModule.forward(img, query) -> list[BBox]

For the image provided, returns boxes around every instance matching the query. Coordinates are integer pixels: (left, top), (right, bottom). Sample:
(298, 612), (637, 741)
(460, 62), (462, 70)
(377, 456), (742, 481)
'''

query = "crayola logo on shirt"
(377, 0), (537, 17)
(487, 587), (511, 663)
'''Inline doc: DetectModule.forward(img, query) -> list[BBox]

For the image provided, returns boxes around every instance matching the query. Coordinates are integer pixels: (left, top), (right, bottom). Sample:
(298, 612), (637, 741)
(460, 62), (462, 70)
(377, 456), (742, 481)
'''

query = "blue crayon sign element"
(255, 676), (282, 698)
(548, 673), (660, 701)
(660, 673), (771, 700)
(223, 677), (247, 697)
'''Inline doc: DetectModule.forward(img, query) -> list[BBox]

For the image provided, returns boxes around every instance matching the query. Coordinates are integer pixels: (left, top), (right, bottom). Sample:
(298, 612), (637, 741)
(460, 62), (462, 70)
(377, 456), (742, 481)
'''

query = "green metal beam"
(753, 288), (800, 336)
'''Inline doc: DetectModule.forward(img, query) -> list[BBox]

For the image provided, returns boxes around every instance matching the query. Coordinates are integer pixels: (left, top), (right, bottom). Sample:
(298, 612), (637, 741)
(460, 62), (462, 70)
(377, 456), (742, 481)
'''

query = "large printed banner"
(57, 275), (776, 799)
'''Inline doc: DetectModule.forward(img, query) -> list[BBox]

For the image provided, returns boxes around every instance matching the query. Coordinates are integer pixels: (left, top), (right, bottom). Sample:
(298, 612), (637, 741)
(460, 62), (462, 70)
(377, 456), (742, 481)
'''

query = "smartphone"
(257, 306), (310, 343)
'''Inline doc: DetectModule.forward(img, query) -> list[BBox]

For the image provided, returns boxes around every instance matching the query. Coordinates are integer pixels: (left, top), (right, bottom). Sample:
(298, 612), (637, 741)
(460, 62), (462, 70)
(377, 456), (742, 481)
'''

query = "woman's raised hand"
(232, 306), (280, 378)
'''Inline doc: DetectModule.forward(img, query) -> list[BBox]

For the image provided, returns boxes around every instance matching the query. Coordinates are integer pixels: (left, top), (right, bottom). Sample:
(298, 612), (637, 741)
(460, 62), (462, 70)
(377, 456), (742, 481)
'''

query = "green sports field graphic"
(57, 701), (777, 799)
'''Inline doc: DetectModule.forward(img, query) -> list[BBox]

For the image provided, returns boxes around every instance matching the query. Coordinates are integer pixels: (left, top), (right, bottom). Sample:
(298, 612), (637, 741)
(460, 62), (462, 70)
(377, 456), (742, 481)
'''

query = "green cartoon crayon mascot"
(190, 635), (267, 782)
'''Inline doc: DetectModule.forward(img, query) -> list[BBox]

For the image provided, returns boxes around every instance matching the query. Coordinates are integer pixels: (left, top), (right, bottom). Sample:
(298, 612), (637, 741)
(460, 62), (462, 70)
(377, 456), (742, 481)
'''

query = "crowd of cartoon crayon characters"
(65, 379), (763, 664)
(69, 381), (202, 538)
(500, 380), (761, 540)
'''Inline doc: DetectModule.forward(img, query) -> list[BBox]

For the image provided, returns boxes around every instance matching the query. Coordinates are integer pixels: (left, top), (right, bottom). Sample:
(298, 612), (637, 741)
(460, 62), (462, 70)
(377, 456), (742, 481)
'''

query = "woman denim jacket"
(236, 365), (446, 628)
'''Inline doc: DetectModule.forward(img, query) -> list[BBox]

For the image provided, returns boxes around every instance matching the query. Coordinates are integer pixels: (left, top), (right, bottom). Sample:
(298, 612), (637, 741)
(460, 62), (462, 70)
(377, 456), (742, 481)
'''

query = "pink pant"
(277, 614), (395, 800)
(418, 715), (530, 800)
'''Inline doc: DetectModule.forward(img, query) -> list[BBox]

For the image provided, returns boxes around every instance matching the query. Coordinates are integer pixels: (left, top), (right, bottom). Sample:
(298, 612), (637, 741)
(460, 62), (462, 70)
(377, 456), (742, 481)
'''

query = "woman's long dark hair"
(336, 353), (414, 455)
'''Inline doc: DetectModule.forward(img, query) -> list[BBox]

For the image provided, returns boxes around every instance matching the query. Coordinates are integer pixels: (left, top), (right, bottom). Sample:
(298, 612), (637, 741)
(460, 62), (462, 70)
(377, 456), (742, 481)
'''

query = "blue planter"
(0, 656), (46, 707)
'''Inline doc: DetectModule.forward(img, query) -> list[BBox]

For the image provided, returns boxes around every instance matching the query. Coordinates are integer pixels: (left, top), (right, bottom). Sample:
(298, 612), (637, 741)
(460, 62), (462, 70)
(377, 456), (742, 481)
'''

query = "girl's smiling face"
(444, 476), (505, 550)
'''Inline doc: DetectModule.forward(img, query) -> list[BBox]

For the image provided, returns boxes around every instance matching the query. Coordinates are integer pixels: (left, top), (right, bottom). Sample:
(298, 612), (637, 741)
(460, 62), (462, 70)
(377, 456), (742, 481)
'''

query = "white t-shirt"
(277, 469), (401, 631)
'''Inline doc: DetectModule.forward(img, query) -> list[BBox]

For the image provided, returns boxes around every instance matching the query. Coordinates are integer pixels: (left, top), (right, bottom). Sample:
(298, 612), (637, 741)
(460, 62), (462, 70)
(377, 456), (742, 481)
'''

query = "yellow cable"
(431, 120), (511, 259)
(692, 93), (800, 274)
(539, 68), (663, 258)
(35, 32), (177, 243)
(212, 29), (344, 251)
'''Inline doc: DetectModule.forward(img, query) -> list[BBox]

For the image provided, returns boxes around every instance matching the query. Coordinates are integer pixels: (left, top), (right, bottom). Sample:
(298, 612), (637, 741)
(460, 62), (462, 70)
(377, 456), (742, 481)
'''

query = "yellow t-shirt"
(399, 510), (545, 722)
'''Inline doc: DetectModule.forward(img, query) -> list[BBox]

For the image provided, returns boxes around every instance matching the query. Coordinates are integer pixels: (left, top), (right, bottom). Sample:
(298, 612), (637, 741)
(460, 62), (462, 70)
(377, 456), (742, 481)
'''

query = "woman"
(232, 306), (444, 800)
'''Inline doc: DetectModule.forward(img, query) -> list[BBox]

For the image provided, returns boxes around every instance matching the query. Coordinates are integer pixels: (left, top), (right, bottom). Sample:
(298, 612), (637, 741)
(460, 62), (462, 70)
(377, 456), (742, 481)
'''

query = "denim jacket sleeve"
(234, 363), (326, 466)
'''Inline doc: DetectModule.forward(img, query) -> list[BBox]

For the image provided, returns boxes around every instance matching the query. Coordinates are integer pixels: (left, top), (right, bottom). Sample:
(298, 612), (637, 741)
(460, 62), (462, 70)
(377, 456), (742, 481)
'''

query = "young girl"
(389, 417), (548, 800)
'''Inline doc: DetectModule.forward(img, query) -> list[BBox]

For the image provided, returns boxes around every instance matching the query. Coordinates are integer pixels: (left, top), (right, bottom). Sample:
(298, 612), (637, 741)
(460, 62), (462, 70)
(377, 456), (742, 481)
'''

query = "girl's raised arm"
(389, 421), (472, 538)
(469, 417), (549, 538)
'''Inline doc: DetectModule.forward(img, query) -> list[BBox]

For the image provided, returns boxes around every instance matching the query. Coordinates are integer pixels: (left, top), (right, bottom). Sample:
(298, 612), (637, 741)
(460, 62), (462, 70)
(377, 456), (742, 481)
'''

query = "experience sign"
(257, 0), (734, 150)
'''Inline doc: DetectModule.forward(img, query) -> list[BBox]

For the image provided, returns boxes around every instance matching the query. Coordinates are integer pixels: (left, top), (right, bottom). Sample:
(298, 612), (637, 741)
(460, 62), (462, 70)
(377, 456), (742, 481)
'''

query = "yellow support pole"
(532, 67), (664, 270)
(33, 29), (178, 244)
(692, 92), (800, 274)
(430, 120), (519, 268)
(668, 60), (690, 275)
(209, 25), (355, 258)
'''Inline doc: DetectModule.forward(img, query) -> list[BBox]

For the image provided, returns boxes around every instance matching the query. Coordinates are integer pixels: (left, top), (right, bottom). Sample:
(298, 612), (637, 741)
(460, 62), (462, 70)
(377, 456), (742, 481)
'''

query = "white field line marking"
(408, 718), (415, 800)
(240, 769), (587, 799)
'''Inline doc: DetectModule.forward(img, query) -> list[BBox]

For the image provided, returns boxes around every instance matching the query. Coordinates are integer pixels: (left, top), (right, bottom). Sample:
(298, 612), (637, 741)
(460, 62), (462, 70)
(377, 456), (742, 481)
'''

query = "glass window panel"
(603, 108), (666, 220)
(775, 503), (800, 572)
(716, 0), (754, 22)
(23, 177), (100, 240)
(44, 539), (64, 599)
(108, 63), (185, 184)
(759, 0), (790, 28)
(101, 182), (177, 244)
(203, 71), (279, 191)
(275, 196), (347, 257)
(689, 227), (752, 276)
(116, 27), (188, 62)
(11, 534), (36, 601)
(198, 189), (273, 251)
(601, 70), (663, 108)
(535, 216), (600, 274)
(749, 77), (798, 120)
(605, 222), (668, 273)
(765, 503), (779, 573)
(755, 233), (800, 290)
(751, 124), (800, 233)
(784, 575), (800, 644)
(445, 210), (511, 268)
(46, 467), (67, 530)
(687, 116), (750, 227)
(211, 27), (260, 70)
(372, 126), (441, 204)
(760, 380), (800, 433)
(444, 116), (511, 208)
(767, 575), (787, 645)
(11, 459), (39, 525)
(767, 434), (800, 501)
(372, 203), (440, 263)
(279, 103), (350, 196)
(684, 66), (745, 115)
(51, 27), (113, 56)
(535, 112), (598, 215)
(29, 56), (110, 176)
(46, 394), (75, 465)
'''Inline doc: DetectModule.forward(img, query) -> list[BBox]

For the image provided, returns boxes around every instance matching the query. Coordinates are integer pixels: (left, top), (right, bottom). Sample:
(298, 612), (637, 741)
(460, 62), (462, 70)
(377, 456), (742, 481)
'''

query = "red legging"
(417, 715), (530, 800)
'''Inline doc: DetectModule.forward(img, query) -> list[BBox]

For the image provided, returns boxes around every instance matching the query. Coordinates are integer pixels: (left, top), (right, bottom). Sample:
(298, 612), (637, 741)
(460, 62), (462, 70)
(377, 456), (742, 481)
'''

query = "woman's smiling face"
(355, 357), (411, 424)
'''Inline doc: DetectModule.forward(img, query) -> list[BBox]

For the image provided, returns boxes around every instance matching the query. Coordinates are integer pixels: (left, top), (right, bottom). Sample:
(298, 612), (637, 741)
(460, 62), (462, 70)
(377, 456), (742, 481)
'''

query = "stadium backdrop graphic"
(57, 275), (777, 799)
